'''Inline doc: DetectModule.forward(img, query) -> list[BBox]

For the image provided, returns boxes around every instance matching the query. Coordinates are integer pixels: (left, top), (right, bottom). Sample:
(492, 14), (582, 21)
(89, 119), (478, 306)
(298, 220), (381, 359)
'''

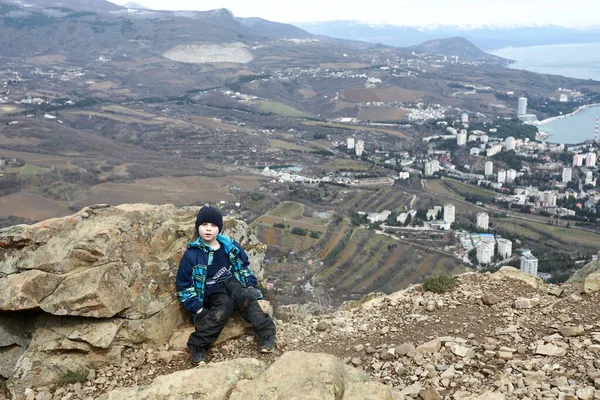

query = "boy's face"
(198, 222), (219, 243)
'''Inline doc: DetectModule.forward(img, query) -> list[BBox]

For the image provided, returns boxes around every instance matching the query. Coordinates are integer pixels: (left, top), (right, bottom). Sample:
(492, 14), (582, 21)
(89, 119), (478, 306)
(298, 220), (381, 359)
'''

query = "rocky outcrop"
(2, 206), (600, 400)
(15, 266), (600, 400)
(566, 251), (600, 294)
(98, 352), (403, 400)
(0, 204), (267, 399)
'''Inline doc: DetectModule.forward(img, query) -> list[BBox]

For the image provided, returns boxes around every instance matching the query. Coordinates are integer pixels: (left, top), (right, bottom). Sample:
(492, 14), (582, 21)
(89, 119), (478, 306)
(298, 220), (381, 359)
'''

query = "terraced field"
(316, 228), (466, 296)
(340, 187), (414, 213)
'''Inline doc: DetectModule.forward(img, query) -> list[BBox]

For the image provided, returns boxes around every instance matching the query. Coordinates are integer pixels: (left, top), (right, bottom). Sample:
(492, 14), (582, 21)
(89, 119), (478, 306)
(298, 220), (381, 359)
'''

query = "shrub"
(291, 227), (307, 236)
(310, 231), (321, 239)
(273, 223), (286, 229)
(59, 370), (88, 385)
(421, 274), (458, 294)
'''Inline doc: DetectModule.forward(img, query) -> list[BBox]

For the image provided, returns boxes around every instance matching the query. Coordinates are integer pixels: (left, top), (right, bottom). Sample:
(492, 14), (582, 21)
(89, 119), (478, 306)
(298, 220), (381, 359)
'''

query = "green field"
(442, 179), (496, 200)
(5, 164), (51, 175)
(255, 101), (314, 118)
(492, 217), (600, 254)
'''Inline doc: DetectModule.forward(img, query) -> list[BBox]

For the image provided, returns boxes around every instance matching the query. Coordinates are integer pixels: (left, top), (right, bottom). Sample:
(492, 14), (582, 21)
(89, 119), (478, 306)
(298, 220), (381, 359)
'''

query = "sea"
(491, 42), (600, 144)
(491, 41), (600, 82)
(535, 104), (600, 145)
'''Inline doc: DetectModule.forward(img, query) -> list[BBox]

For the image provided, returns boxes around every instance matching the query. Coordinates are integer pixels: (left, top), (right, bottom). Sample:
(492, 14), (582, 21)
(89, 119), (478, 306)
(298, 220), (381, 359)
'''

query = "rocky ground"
(14, 268), (600, 400)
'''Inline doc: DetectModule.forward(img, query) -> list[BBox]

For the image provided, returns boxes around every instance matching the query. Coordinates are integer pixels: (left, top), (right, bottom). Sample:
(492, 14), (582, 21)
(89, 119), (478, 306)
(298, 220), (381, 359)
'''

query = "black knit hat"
(195, 205), (223, 234)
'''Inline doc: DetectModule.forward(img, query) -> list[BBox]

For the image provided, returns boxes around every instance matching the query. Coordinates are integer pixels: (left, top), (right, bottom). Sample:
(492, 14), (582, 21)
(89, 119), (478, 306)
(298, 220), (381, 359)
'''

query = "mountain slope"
(237, 17), (314, 39)
(412, 37), (509, 63)
(0, 1), (267, 59)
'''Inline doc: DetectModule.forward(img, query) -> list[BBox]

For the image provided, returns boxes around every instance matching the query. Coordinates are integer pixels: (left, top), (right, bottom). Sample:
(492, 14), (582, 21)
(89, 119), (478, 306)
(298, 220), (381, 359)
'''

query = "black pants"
(187, 280), (276, 349)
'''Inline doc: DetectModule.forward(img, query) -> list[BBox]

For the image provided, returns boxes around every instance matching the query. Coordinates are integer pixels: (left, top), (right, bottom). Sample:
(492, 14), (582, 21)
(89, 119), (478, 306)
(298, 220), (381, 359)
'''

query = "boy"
(176, 205), (276, 364)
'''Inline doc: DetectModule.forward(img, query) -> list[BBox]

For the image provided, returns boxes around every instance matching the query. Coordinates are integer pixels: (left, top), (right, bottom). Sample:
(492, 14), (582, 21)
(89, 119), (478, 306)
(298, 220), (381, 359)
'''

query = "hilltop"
(1, 205), (600, 399)
(411, 37), (509, 63)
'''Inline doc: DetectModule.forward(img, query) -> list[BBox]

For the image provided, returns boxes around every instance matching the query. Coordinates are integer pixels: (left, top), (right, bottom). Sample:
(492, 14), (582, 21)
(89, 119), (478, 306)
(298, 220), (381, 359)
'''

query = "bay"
(536, 104), (600, 144)
(491, 42), (600, 82)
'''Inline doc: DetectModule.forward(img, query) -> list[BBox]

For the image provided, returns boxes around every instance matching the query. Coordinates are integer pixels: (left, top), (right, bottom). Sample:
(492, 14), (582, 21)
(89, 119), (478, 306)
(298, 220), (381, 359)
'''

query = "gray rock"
(535, 344), (567, 357)
(481, 294), (501, 306)
(513, 298), (540, 309)
(559, 325), (585, 337)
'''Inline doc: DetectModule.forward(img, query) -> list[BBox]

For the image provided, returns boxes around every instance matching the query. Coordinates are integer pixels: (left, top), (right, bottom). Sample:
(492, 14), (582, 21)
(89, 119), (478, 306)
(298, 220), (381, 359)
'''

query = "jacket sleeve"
(176, 251), (202, 314)
(236, 241), (258, 288)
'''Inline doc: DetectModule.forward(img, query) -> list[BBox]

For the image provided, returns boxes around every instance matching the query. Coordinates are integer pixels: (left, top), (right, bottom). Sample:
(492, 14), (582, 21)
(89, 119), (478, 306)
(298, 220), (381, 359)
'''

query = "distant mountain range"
(296, 21), (600, 50)
(0, 0), (510, 64)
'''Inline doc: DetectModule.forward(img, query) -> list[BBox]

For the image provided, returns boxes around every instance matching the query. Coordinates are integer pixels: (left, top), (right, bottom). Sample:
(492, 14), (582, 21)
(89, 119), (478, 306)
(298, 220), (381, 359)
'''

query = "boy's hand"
(196, 308), (204, 314)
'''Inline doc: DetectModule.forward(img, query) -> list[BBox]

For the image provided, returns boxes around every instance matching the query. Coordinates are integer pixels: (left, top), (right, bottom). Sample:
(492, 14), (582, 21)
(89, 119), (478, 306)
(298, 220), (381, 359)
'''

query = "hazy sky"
(109, 0), (599, 27)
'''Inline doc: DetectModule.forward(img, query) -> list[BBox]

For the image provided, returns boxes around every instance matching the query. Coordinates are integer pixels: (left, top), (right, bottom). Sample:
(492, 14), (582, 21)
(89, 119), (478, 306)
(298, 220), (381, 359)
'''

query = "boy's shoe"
(190, 346), (207, 364)
(258, 335), (276, 353)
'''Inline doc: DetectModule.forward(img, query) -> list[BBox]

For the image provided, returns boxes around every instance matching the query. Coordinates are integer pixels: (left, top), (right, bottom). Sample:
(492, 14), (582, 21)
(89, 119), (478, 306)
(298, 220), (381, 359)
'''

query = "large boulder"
(0, 204), (267, 397)
(99, 352), (403, 400)
(566, 251), (600, 294)
(490, 266), (543, 288)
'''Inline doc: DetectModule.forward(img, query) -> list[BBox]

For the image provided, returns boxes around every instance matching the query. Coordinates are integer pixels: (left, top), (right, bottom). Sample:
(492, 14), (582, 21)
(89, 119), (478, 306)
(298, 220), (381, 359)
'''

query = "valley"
(1, 0), (600, 308)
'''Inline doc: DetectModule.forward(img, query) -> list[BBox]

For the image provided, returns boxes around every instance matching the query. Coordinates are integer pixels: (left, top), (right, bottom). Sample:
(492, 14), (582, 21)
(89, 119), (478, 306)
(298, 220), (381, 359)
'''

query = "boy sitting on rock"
(176, 205), (276, 364)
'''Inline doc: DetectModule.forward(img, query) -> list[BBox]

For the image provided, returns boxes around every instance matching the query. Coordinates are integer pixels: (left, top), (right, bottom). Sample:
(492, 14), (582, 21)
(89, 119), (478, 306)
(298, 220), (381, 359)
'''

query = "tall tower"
(517, 97), (528, 116)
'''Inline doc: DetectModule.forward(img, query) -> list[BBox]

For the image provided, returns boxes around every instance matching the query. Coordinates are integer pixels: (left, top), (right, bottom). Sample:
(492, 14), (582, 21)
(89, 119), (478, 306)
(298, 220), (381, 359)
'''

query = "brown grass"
(262, 228), (277, 247)
(101, 105), (156, 118)
(71, 175), (262, 208)
(0, 192), (72, 219)
(0, 149), (74, 169)
(189, 116), (242, 131)
(302, 121), (407, 139)
(342, 87), (423, 103)
(299, 86), (317, 99)
(268, 139), (314, 152)
(333, 101), (357, 112)
(0, 133), (42, 146)
(357, 107), (408, 121)
(66, 111), (162, 125)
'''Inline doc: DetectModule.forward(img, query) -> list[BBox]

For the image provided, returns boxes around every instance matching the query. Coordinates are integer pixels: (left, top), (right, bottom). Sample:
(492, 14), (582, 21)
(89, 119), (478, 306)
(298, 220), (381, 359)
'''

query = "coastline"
(535, 103), (600, 126)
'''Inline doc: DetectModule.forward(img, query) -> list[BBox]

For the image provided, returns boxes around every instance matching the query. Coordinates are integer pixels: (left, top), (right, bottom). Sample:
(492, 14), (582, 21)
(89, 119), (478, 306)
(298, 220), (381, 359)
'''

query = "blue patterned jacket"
(176, 234), (259, 316)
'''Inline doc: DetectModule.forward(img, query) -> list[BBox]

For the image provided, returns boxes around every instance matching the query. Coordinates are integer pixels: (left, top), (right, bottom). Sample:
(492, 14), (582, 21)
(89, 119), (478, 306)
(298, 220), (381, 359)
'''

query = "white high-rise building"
(506, 169), (517, 184)
(541, 191), (557, 207)
(573, 154), (584, 167)
(476, 213), (489, 230)
(347, 137), (355, 150)
(424, 160), (440, 177)
(484, 161), (494, 177)
(520, 252), (538, 276)
(497, 170), (507, 184)
(457, 131), (467, 146)
(487, 144), (502, 157)
(586, 153), (597, 167)
(443, 204), (455, 225)
(504, 136), (516, 151)
(562, 167), (572, 183)
(476, 242), (494, 264)
(517, 97), (528, 116)
(355, 140), (364, 157)
(497, 238), (512, 259)
(461, 112), (469, 124)
(585, 170), (594, 185)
